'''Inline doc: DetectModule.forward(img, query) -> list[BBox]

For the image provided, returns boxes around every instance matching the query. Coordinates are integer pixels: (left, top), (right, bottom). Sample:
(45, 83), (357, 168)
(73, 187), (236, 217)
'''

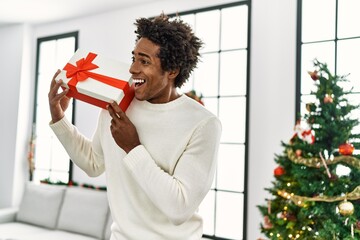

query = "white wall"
(0, 0), (297, 238)
(0, 24), (34, 208)
(248, 0), (296, 239)
(13, 24), (35, 207)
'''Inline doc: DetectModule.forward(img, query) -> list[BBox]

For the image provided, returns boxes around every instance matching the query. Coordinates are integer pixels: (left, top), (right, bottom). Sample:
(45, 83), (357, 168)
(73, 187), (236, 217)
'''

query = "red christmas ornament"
(308, 70), (319, 80)
(295, 149), (302, 157)
(339, 143), (355, 155)
(274, 166), (285, 176)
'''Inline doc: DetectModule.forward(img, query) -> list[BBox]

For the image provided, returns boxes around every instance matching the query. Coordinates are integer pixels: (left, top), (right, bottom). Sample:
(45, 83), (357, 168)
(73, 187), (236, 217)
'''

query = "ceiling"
(0, 0), (163, 27)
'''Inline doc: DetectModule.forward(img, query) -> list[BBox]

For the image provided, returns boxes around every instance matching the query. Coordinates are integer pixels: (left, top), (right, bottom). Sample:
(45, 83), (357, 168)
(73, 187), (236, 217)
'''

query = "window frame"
(296, 0), (360, 121)
(168, 2), (251, 239)
(32, 31), (79, 182)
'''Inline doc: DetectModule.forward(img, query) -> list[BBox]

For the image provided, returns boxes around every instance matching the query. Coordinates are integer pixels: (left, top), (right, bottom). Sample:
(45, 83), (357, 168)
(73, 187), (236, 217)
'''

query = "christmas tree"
(258, 59), (360, 239)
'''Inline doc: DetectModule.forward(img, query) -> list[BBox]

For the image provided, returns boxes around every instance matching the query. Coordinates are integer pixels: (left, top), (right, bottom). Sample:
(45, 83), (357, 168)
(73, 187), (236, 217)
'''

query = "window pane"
(217, 144), (245, 192)
(180, 81), (193, 94)
(39, 40), (57, 73)
(194, 53), (219, 97)
(179, 14), (195, 31)
(56, 37), (76, 66)
(33, 169), (52, 182)
(50, 171), (69, 183)
(36, 74), (53, 120)
(301, 42), (335, 94)
(216, 192), (244, 239)
(35, 136), (52, 170)
(221, 5), (248, 50)
(338, 0), (360, 38)
(220, 50), (247, 96)
(198, 190), (215, 235)
(346, 93), (360, 135)
(196, 10), (220, 52)
(51, 138), (71, 171)
(202, 97), (218, 117)
(300, 94), (317, 116)
(219, 97), (246, 143)
(302, 0), (336, 42)
(337, 38), (360, 92)
(180, 71), (195, 93)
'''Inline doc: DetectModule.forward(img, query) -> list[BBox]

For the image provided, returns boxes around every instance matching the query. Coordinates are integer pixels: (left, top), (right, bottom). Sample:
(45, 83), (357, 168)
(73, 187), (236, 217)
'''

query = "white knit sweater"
(50, 94), (222, 240)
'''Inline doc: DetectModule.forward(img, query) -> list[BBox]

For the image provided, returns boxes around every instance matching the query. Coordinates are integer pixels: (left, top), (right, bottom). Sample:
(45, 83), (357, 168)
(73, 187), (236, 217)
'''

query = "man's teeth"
(133, 79), (145, 84)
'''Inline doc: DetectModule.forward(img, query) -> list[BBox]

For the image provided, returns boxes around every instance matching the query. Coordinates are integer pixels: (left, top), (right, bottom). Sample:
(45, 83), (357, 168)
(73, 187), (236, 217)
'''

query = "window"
(176, 2), (250, 239)
(32, 32), (78, 183)
(297, 0), (360, 137)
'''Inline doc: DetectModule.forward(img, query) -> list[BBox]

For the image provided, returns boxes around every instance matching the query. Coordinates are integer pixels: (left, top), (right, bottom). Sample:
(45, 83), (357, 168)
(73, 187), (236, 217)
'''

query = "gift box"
(55, 49), (134, 111)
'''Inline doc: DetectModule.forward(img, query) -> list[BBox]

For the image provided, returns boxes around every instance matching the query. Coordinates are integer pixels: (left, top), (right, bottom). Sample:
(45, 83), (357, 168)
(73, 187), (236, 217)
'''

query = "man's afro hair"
(134, 13), (203, 88)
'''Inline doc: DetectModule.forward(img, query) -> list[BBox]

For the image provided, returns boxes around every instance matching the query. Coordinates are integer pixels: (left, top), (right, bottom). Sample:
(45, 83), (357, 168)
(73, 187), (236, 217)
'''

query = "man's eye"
(132, 57), (150, 65)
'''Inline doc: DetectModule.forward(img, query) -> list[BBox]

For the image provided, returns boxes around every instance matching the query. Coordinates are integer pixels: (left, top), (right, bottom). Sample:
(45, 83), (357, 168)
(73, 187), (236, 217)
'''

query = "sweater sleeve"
(49, 116), (105, 177)
(123, 116), (222, 225)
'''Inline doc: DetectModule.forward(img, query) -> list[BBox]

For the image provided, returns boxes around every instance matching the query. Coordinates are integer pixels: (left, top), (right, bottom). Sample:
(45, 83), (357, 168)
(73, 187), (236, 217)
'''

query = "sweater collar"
(134, 94), (187, 111)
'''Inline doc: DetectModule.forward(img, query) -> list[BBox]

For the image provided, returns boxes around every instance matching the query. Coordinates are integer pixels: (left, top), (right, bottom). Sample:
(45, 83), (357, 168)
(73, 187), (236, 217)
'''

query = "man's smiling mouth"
(133, 78), (146, 88)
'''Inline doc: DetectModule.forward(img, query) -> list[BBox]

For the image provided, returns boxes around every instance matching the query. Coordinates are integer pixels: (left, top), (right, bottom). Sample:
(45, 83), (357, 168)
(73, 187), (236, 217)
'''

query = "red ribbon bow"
(64, 52), (99, 90)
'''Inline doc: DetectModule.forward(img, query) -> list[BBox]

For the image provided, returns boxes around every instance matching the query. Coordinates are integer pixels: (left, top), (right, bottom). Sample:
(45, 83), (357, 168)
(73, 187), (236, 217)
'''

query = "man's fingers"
(50, 70), (61, 89)
(49, 80), (68, 99)
(108, 101), (127, 121)
(110, 101), (126, 116)
(53, 69), (61, 79)
(107, 103), (119, 120)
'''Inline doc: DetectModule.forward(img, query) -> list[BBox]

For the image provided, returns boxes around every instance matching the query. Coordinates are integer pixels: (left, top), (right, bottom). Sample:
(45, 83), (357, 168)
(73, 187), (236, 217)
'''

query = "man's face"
(130, 37), (176, 104)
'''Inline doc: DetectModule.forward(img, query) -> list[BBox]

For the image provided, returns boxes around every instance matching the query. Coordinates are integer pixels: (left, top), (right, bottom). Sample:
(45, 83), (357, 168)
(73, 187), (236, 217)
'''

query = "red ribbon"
(63, 52), (130, 95)
(64, 52), (99, 83)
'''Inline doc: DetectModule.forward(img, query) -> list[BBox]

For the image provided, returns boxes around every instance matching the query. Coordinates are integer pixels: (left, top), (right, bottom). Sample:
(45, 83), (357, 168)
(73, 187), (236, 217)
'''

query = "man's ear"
(168, 69), (180, 80)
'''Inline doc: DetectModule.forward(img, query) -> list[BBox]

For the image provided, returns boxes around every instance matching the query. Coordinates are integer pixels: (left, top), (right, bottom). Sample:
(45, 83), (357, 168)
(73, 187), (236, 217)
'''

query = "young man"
(48, 14), (222, 240)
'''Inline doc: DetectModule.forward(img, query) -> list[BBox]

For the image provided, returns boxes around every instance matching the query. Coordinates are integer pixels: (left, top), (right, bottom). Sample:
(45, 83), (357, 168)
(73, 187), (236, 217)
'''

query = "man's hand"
(48, 70), (71, 123)
(108, 101), (140, 153)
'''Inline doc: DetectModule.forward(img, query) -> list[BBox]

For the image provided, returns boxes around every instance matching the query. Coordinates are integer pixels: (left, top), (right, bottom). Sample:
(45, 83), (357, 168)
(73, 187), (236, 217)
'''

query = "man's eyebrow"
(131, 51), (151, 59)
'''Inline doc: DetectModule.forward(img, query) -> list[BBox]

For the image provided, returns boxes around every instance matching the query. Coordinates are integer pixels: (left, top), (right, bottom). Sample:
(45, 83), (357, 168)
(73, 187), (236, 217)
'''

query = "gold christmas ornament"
(338, 200), (354, 216)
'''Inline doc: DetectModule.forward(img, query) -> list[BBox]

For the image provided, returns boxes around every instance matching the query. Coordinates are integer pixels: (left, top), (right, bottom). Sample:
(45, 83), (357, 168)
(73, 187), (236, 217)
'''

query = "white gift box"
(55, 49), (134, 111)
